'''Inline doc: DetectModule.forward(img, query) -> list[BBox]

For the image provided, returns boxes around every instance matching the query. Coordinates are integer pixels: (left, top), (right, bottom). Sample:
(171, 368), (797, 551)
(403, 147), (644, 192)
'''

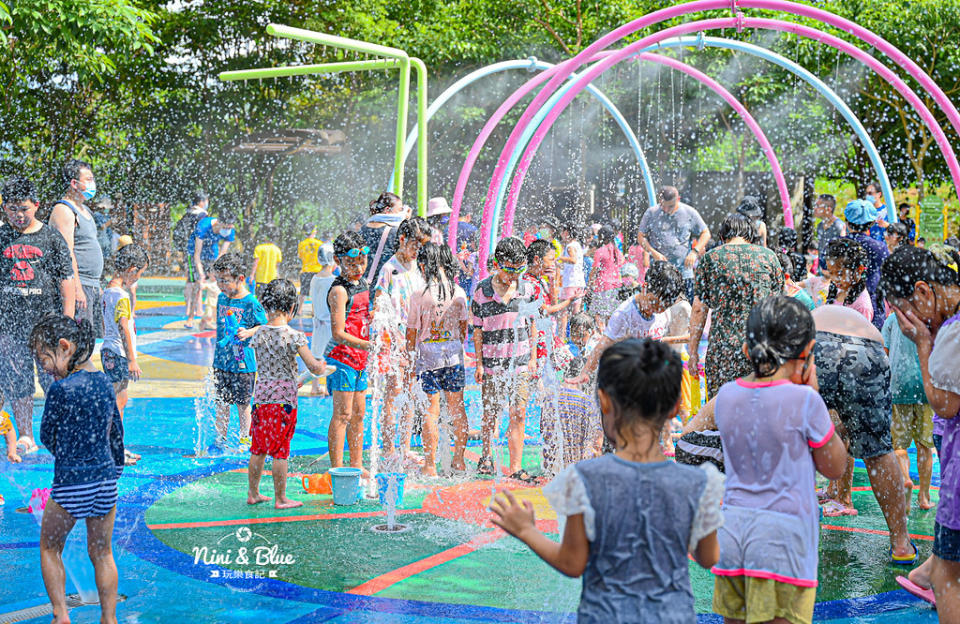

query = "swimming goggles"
(339, 246), (370, 258)
(499, 264), (527, 274)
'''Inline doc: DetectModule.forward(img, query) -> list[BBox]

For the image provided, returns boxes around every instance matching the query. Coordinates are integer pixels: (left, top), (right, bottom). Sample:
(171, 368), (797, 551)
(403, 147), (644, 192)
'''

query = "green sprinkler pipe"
(263, 24), (423, 213)
(220, 59), (400, 81)
(410, 58), (428, 217)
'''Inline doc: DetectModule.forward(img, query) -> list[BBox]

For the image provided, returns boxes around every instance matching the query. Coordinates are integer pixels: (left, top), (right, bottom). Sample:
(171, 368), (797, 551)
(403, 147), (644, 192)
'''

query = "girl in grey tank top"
(491, 339), (724, 623)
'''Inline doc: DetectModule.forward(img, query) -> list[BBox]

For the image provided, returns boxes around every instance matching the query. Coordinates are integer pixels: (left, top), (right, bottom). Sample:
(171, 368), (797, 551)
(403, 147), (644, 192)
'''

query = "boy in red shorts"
(243, 278), (333, 509)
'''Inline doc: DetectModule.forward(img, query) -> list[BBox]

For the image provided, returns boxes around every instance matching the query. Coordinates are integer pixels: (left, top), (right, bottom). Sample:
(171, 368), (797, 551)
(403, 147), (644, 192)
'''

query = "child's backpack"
(173, 210), (204, 251)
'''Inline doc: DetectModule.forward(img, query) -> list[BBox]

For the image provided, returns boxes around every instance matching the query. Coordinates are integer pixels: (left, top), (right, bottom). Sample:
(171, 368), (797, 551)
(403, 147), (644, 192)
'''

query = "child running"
(244, 279), (334, 508)
(491, 338), (723, 622)
(31, 315), (124, 624)
(406, 243), (469, 475)
(101, 243), (148, 465)
(308, 243), (336, 397)
(211, 252), (267, 452)
(711, 296), (847, 624)
(325, 231), (373, 471)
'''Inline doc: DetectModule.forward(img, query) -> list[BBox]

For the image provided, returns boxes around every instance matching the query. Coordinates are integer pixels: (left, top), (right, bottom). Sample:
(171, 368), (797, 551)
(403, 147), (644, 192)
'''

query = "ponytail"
(745, 296), (815, 378)
(29, 314), (95, 373)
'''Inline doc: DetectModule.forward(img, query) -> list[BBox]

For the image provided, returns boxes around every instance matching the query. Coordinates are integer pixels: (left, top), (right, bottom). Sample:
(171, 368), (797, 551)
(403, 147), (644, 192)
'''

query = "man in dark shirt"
(897, 202), (918, 243)
(843, 198), (889, 331)
(0, 176), (75, 453)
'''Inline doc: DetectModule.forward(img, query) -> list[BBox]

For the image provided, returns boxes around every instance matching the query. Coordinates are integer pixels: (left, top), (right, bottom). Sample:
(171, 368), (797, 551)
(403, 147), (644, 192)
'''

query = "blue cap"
(844, 199), (879, 225)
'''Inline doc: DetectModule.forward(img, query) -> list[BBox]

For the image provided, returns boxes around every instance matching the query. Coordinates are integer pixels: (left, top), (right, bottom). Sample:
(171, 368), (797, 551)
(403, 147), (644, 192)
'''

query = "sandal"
(509, 469), (537, 484)
(890, 542), (919, 566)
(821, 499), (858, 517)
(477, 456), (495, 476)
(895, 575), (936, 605)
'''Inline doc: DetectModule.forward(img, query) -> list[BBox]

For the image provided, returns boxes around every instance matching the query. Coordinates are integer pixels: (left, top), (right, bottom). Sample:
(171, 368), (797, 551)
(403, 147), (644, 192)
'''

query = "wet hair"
(898, 202), (912, 213)
(717, 213), (756, 244)
(561, 222), (582, 241)
(644, 260), (683, 306)
(1, 176), (38, 204)
(30, 314), (96, 373)
(597, 224), (617, 246)
(774, 250), (794, 280)
(597, 338), (682, 447)
(114, 244), (149, 273)
(259, 278), (298, 314)
(880, 245), (960, 301)
(744, 296), (815, 378)
(317, 243), (335, 266)
(526, 239), (554, 264)
(817, 194), (836, 210)
(191, 191), (207, 206)
(217, 211), (237, 227)
(779, 227), (798, 252)
(886, 222), (910, 240)
(397, 216), (430, 242)
(212, 251), (247, 278)
(62, 158), (93, 188)
(569, 312), (595, 335)
(493, 236), (526, 265)
(659, 186), (678, 202)
(417, 242), (458, 301)
(865, 180), (881, 194)
(333, 230), (366, 256)
(566, 356), (586, 380)
(823, 238), (868, 306)
(736, 196), (764, 219)
(369, 191), (401, 215)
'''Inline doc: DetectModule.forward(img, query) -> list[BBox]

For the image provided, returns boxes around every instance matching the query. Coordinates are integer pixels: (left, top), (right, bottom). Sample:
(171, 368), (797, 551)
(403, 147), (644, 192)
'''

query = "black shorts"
(78, 283), (104, 339)
(213, 369), (255, 405)
(934, 522), (960, 563)
(299, 272), (317, 292)
(0, 333), (52, 399)
(814, 331), (893, 459)
(676, 430), (725, 473)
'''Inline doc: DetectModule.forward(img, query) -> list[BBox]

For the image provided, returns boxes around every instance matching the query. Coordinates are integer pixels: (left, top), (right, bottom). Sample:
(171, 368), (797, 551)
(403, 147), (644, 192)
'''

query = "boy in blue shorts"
(211, 252), (267, 452)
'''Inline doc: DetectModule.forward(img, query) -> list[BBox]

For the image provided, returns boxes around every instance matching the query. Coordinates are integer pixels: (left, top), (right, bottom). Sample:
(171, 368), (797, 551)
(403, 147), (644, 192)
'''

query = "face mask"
(81, 181), (96, 201)
(219, 228), (234, 238)
(865, 194), (875, 204)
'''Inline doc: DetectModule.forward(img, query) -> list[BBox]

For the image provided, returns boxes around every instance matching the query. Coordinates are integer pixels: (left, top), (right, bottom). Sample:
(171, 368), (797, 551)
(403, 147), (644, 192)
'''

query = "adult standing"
(297, 224), (323, 312)
(844, 199), (889, 331)
(174, 191), (208, 328)
(426, 197), (452, 246)
(897, 203), (917, 243)
(687, 213), (784, 397)
(455, 209), (478, 250)
(0, 176), (75, 453)
(49, 159), (104, 336)
(360, 192), (405, 289)
(637, 186), (710, 302)
(814, 194), (846, 273)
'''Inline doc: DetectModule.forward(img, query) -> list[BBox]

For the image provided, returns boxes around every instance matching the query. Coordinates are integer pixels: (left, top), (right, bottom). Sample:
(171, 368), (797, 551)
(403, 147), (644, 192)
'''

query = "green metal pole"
(392, 59), (411, 198)
(266, 24), (408, 60)
(220, 59), (399, 82)
(411, 58), (428, 217)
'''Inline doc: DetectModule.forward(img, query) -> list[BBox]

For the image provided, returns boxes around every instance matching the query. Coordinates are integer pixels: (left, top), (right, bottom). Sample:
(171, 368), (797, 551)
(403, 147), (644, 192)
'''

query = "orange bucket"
(301, 472), (332, 495)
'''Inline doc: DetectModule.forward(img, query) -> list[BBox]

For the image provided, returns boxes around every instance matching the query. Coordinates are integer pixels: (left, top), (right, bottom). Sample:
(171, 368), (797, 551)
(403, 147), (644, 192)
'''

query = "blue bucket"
(328, 467), (363, 505)
(374, 472), (406, 506)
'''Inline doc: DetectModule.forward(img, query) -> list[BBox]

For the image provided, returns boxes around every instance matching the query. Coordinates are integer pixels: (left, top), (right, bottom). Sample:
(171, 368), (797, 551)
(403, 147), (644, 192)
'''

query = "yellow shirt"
(298, 237), (324, 273)
(254, 243), (282, 284)
(0, 410), (12, 435)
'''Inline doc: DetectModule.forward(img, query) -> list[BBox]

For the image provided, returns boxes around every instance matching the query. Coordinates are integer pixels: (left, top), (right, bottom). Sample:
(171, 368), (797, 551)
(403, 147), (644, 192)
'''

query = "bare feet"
(52, 610), (71, 624)
(422, 467), (438, 478)
(247, 493), (271, 505)
(7, 451), (21, 463)
(451, 460), (466, 472)
(917, 492), (935, 510)
(908, 556), (934, 588)
(275, 499), (303, 509)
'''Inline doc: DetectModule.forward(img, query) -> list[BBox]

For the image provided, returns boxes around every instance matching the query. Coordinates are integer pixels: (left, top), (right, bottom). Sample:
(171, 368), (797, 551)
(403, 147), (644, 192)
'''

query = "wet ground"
(0, 279), (941, 623)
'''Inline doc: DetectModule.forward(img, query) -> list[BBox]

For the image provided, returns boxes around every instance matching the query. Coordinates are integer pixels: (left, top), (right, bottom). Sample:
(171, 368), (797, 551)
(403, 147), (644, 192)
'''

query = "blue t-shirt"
(39, 370), (124, 486)
(881, 314), (927, 404)
(213, 292), (267, 372)
(869, 205), (889, 242)
(189, 217), (236, 262)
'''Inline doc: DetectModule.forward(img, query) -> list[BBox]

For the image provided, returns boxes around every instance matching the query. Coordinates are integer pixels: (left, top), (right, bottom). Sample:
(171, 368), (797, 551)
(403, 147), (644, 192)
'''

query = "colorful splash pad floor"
(0, 299), (945, 623)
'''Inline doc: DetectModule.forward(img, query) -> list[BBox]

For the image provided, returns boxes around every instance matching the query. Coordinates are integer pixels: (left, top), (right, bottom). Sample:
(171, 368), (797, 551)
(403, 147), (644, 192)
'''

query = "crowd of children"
(9, 180), (960, 624)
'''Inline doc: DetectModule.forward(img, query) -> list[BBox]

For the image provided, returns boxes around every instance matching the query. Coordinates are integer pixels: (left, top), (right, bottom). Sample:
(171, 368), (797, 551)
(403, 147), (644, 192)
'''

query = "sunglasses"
(499, 264), (527, 274)
(339, 246), (370, 258)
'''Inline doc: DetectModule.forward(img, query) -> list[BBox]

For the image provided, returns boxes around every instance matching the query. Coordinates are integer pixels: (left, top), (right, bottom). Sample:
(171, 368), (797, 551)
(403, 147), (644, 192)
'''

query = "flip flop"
(816, 487), (832, 503)
(477, 456), (495, 476)
(895, 575), (936, 606)
(509, 469), (537, 484)
(890, 542), (919, 566)
(16, 439), (39, 455)
(821, 499), (858, 517)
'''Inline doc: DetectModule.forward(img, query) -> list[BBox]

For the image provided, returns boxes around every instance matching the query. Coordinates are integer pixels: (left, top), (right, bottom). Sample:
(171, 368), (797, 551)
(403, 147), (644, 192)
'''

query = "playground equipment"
(460, 0), (959, 273)
(477, 36), (897, 255)
(220, 24), (430, 216)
